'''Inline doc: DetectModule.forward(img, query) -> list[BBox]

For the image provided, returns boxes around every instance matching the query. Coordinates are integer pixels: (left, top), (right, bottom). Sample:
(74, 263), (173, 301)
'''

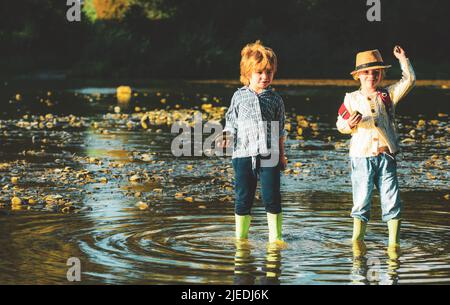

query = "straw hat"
(351, 49), (391, 80)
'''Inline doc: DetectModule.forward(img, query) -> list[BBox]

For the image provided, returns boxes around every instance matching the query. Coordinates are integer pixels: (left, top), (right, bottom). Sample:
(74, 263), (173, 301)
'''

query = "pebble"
(137, 201), (149, 210)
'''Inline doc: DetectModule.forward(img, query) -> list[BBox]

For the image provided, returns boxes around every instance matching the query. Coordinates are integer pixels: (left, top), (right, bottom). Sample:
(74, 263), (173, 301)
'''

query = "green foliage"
(83, 0), (98, 22)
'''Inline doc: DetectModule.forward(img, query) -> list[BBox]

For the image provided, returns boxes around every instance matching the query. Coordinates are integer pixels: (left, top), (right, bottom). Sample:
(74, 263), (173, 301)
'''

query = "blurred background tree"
(92, 0), (131, 20)
(0, 0), (448, 79)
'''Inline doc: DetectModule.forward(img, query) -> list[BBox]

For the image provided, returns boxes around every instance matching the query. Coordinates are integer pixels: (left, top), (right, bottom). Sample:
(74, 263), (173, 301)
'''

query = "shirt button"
(371, 109), (375, 113)
(368, 97), (371, 101)
(373, 138), (378, 141)
(374, 123), (378, 127)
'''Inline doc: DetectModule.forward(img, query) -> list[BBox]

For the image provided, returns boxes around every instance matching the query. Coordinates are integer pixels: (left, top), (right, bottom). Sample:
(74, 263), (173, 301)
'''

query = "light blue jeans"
(350, 153), (401, 222)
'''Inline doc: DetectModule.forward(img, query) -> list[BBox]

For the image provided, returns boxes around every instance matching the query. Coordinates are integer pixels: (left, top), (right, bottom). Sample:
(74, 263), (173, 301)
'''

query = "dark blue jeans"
(232, 156), (282, 216)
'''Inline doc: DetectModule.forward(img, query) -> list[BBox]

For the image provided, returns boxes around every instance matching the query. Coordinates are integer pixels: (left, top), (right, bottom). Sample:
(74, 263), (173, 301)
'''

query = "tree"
(93, 0), (131, 20)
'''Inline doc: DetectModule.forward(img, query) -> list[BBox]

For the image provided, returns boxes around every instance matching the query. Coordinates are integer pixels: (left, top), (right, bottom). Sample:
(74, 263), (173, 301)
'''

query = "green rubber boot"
(352, 218), (367, 242)
(235, 214), (251, 239)
(267, 212), (283, 243)
(387, 219), (401, 247)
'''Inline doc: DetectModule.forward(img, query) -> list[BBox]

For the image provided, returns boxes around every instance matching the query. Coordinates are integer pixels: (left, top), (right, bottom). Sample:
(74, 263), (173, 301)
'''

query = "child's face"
(358, 69), (382, 89)
(248, 68), (274, 93)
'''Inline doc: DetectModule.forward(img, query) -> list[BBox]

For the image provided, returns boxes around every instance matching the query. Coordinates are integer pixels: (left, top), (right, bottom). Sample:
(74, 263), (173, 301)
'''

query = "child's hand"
(215, 133), (232, 148)
(216, 139), (231, 148)
(393, 45), (407, 60)
(348, 112), (362, 129)
(279, 156), (288, 171)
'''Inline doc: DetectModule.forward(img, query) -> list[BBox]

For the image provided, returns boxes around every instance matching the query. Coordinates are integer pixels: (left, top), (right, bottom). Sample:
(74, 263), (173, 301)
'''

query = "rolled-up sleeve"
(336, 94), (353, 134)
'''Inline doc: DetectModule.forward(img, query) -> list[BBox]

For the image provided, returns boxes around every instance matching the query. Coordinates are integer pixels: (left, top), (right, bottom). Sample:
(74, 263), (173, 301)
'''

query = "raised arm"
(387, 46), (416, 105)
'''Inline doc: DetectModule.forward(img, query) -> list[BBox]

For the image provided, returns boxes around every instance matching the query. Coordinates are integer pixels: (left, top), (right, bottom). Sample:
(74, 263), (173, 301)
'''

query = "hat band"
(355, 61), (385, 71)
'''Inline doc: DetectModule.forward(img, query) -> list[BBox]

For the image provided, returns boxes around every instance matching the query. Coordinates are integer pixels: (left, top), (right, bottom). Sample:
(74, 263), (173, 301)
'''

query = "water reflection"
(350, 242), (401, 285)
(386, 247), (401, 285)
(263, 243), (283, 285)
(233, 240), (283, 285)
(234, 240), (256, 285)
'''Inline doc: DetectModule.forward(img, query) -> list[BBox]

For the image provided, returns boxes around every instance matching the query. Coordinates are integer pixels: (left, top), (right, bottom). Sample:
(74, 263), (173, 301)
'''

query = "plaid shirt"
(224, 86), (286, 160)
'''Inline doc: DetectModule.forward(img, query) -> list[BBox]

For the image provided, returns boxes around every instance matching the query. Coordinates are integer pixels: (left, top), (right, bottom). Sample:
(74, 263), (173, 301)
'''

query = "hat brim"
(351, 65), (391, 80)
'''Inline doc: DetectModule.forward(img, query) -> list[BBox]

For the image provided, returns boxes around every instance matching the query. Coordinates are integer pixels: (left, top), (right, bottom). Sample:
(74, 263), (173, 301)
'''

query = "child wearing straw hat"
(219, 40), (287, 244)
(336, 46), (416, 251)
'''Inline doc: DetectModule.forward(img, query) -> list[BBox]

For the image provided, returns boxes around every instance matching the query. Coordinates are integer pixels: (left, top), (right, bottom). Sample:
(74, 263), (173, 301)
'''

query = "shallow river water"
(0, 80), (449, 284)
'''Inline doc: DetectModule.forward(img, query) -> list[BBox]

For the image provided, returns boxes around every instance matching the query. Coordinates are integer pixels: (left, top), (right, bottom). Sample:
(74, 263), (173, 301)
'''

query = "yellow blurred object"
(201, 104), (213, 111)
(136, 201), (149, 210)
(429, 120), (440, 126)
(293, 162), (302, 168)
(175, 192), (185, 199)
(284, 122), (291, 132)
(426, 172), (436, 180)
(11, 197), (22, 206)
(11, 177), (19, 184)
(297, 119), (309, 128)
(116, 86), (132, 103)
(140, 114), (149, 129)
(11, 205), (23, 211)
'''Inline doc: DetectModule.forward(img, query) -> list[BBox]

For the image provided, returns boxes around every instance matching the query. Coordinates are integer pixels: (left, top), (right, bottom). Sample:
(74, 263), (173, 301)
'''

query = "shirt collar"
(241, 86), (274, 95)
